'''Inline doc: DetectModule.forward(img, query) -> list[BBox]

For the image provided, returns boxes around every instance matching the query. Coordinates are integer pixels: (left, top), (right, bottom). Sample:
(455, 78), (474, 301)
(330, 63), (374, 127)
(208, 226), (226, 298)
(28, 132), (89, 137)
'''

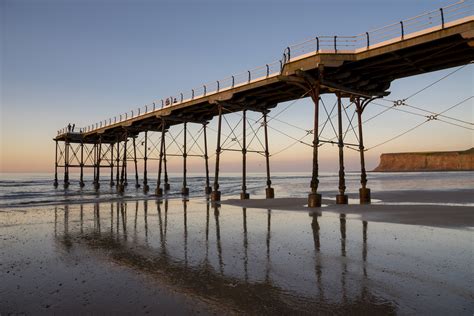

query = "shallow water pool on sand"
(1, 199), (473, 314)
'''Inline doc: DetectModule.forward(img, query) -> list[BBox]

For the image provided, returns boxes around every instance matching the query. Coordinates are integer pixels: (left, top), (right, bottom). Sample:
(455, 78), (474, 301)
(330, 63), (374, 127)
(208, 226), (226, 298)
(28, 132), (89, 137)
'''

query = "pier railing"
(57, 0), (472, 136)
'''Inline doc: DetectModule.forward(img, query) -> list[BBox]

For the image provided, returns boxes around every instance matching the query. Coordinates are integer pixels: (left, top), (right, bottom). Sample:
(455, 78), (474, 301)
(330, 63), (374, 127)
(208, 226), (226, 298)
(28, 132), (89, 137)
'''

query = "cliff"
(373, 148), (474, 172)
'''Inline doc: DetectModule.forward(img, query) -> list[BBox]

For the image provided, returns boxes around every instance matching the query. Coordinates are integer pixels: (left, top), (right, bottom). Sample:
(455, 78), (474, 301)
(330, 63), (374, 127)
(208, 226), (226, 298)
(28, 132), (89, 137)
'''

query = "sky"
(1, 0), (473, 174)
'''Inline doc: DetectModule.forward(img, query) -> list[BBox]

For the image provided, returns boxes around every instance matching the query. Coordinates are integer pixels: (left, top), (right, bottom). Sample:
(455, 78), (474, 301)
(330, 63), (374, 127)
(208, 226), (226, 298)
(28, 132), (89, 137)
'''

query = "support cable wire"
(320, 98), (339, 139)
(366, 98), (474, 150)
(342, 101), (359, 143)
(404, 97), (473, 126)
(366, 120), (429, 150)
(186, 126), (206, 156)
(166, 129), (185, 156)
(318, 100), (338, 139)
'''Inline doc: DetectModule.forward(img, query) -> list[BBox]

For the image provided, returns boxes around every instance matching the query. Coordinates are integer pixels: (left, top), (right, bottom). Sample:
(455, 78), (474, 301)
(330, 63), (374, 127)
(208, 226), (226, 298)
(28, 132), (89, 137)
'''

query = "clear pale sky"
(1, 0), (473, 174)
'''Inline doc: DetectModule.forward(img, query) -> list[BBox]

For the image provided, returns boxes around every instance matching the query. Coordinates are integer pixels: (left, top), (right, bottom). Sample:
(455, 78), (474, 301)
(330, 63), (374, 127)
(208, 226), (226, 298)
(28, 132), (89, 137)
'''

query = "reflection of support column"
(214, 205), (224, 275)
(157, 201), (164, 249)
(120, 202), (127, 241)
(133, 136), (140, 189)
(356, 98), (371, 204)
(182, 122), (189, 196)
(336, 94), (348, 204)
(143, 131), (149, 193)
(109, 143), (114, 186)
(205, 202), (210, 259)
(263, 110), (274, 198)
(64, 141), (70, 189)
(80, 204), (84, 234)
(54, 207), (58, 236)
(115, 138), (120, 188)
(340, 214), (346, 257)
(310, 211), (324, 301)
(95, 203), (101, 233)
(362, 220), (368, 277)
(183, 200), (188, 266)
(79, 142), (85, 187)
(156, 123), (165, 197)
(64, 205), (69, 235)
(211, 105), (223, 201)
(265, 209), (271, 282)
(95, 137), (102, 190)
(243, 208), (248, 282)
(203, 123), (212, 195)
(163, 130), (170, 192)
(308, 85), (321, 207)
(340, 213), (347, 303)
(110, 203), (113, 235)
(241, 110), (249, 200)
(144, 201), (148, 244)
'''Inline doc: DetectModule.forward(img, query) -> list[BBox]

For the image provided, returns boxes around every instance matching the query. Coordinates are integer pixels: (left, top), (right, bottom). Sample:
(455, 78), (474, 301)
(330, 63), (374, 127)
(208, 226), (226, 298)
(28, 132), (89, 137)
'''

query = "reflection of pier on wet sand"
(50, 200), (473, 314)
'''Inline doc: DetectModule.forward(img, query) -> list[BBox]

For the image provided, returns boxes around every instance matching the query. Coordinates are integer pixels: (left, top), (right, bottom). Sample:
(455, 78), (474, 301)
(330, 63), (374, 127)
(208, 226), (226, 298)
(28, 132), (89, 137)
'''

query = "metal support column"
(93, 143), (97, 187)
(263, 110), (274, 198)
(54, 140), (59, 187)
(163, 131), (170, 191)
(64, 141), (70, 189)
(240, 110), (249, 199)
(182, 122), (189, 196)
(143, 131), (149, 193)
(115, 138), (120, 188)
(156, 122), (165, 197)
(95, 137), (102, 190)
(336, 93), (348, 204)
(133, 136), (140, 189)
(80, 142), (85, 187)
(203, 122), (212, 195)
(110, 143), (114, 186)
(308, 85), (321, 207)
(118, 132), (128, 193)
(211, 105), (223, 201)
(356, 98), (371, 204)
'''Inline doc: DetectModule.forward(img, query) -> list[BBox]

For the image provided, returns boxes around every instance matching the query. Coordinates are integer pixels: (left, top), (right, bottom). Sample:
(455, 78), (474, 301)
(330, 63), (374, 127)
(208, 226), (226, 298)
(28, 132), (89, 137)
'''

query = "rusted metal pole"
(133, 136), (140, 189)
(93, 143), (97, 187)
(64, 141), (70, 189)
(263, 110), (274, 198)
(163, 129), (170, 191)
(156, 123), (165, 197)
(80, 142), (85, 187)
(211, 105), (223, 201)
(356, 98), (371, 204)
(203, 123), (212, 195)
(115, 137), (120, 188)
(308, 84), (321, 207)
(109, 143), (114, 187)
(182, 122), (189, 196)
(241, 110), (249, 200)
(118, 132), (128, 193)
(336, 93), (348, 204)
(143, 131), (149, 193)
(95, 137), (102, 190)
(54, 140), (59, 187)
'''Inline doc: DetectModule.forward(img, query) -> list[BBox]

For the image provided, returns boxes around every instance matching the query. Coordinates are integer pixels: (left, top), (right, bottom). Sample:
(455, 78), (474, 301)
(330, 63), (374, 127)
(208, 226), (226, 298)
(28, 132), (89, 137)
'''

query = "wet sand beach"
(1, 190), (473, 314)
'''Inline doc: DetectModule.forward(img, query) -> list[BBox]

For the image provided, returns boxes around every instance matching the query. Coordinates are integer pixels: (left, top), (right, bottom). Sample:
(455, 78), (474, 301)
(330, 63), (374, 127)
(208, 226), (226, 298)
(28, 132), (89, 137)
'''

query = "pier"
(53, 1), (474, 206)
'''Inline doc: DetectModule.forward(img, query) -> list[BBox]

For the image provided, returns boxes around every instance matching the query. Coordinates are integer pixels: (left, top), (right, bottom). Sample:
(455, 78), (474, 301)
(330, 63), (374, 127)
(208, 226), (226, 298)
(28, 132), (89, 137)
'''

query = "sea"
(1, 171), (473, 208)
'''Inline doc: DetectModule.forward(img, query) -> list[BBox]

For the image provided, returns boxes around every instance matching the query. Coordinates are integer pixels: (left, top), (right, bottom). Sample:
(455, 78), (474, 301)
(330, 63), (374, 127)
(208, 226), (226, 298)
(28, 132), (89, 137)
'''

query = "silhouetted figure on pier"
(67, 123), (71, 132)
